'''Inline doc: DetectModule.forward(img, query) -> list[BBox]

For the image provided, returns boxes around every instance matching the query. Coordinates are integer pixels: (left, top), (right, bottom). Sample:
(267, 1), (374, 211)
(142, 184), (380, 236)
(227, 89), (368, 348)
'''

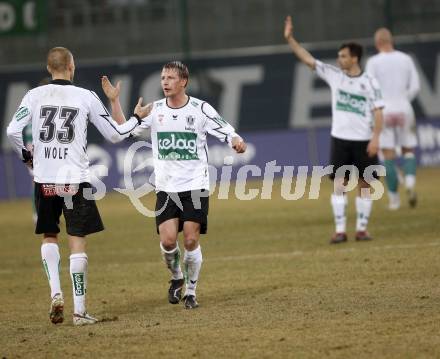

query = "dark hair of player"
(339, 42), (363, 63)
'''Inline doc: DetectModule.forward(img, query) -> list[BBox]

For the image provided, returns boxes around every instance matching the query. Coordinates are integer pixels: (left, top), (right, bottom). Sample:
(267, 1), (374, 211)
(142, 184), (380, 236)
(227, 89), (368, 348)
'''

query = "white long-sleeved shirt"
(6, 79), (139, 183)
(133, 96), (240, 192)
(366, 50), (420, 113)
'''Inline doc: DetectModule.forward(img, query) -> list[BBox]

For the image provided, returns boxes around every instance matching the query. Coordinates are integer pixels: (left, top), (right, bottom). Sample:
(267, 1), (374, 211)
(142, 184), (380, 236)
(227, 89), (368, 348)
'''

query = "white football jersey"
(7, 80), (140, 184)
(133, 96), (239, 193)
(366, 50), (420, 114)
(315, 60), (385, 141)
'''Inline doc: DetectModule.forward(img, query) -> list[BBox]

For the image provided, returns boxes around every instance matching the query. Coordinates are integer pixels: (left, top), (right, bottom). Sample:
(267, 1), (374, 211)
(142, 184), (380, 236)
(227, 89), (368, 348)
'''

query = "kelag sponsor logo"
(157, 132), (198, 160)
(72, 273), (85, 296)
(14, 106), (30, 121)
(336, 90), (367, 116)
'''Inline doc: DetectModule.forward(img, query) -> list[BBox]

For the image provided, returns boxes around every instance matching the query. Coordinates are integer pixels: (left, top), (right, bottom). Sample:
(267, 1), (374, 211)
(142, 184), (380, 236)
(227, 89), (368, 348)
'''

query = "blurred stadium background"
(1, 0), (440, 198)
(2, 2), (440, 358)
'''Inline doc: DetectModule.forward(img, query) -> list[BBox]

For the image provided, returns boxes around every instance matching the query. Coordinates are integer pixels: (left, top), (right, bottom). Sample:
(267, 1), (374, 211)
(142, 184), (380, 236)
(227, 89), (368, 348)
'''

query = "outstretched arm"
(202, 102), (246, 154)
(89, 92), (151, 143)
(102, 76), (152, 122)
(101, 76), (126, 124)
(284, 15), (316, 69)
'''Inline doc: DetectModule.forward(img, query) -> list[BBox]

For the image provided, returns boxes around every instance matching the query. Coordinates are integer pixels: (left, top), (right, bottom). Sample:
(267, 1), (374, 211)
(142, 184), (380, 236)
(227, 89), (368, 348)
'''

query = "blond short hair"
(47, 47), (73, 72)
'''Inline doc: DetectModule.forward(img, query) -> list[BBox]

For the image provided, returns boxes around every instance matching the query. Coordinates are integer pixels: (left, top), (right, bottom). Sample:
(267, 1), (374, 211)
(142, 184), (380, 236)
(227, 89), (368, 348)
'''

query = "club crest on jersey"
(158, 114), (164, 125)
(186, 115), (195, 126)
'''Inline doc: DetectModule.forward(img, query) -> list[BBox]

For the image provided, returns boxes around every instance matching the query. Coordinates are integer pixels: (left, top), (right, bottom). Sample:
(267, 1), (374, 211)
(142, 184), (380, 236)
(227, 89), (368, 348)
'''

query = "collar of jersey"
(166, 95), (190, 109)
(50, 79), (72, 86)
(345, 70), (363, 78)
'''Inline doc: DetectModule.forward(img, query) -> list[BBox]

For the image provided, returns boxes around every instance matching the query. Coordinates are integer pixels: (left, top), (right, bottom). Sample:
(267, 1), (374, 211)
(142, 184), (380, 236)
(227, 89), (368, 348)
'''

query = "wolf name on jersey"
(315, 60), (385, 141)
(134, 96), (239, 193)
(7, 80), (140, 184)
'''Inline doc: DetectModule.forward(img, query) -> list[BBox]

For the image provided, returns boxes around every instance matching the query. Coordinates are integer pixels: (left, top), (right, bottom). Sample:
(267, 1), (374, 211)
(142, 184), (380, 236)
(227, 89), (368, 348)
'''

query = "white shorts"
(379, 104), (417, 149)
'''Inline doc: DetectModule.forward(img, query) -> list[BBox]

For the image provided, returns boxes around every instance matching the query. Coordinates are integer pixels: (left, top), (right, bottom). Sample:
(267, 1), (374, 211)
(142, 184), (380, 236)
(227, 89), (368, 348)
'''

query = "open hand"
(367, 136), (379, 157)
(284, 15), (293, 40)
(101, 76), (121, 101)
(134, 97), (153, 119)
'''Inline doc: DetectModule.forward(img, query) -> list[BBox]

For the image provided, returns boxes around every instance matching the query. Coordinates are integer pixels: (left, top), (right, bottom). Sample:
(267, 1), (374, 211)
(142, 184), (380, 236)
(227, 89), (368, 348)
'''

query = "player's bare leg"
(69, 235), (97, 325)
(159, 219), (184, 304)
(330, 177), (348, 244)
(382, 148), (400, 210)
(355, 180), (374, 241)
(41, 234), (64, 324)
(182, 221), (202, 309)
(402, 147), (417, 208)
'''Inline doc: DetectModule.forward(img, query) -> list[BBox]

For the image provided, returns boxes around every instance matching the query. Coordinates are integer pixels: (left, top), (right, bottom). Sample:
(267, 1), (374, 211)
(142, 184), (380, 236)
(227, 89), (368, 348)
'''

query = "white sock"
(41, 243), (62, 298)
(405, 175), (416, 190)
(183, 246), (203, 297)
(356, 196), (373, 232)
(331, 194), (346, 233)
(160, 242), (183, 280)
(388, 190), (400, 209)
(70, 253), (88, 315)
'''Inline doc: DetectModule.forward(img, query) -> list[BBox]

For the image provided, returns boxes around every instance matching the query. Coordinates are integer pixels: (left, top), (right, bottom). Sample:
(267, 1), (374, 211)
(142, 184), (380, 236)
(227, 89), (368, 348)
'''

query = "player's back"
(27, 81), (95, 184)
(366, 51), (415, 102)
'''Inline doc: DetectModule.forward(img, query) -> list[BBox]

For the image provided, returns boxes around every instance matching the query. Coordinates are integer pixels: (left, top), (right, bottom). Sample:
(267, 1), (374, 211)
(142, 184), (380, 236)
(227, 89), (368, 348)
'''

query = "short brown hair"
(47, 47), (73, 72)
(163, 61), (189, 82)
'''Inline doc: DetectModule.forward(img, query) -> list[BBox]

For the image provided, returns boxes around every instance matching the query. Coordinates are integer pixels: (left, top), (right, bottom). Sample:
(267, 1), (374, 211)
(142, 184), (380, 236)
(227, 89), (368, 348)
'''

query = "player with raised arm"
(366, 28), (420, 210)
(102, 61), (246, 309)
(284, 16), (384, 243)
(6, 47), (150, 325)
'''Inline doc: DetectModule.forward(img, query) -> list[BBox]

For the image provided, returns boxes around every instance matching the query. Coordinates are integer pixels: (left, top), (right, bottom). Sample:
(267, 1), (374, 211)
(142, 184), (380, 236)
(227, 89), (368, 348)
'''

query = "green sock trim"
(403, 157), (417, 176)
(42, 259), (50, 280)
(384, 159), (398, 192)
(173, 250), (181, 270)
(183, 263), (189, 283)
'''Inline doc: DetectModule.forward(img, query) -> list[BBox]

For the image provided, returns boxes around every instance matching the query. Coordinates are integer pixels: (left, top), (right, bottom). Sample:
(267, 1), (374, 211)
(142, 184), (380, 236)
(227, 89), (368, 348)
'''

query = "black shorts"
(155, 190), (209, 234)
(329, 137), (379, 181)
(34, 182), (104, 237)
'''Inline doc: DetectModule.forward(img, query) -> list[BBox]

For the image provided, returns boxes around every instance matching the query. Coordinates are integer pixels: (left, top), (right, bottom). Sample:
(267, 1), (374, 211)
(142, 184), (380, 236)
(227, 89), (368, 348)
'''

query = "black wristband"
(133, 113), (141, 124)
(22, 148), (32, 163)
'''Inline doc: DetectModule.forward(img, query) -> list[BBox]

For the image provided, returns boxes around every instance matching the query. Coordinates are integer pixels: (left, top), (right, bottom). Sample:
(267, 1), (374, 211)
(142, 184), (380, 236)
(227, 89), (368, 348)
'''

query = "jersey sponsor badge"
(14, 107), (30, 121)
(336, 90), (367, 116)
(157, 132), (198, 160)
(41, 184), (79, 197)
